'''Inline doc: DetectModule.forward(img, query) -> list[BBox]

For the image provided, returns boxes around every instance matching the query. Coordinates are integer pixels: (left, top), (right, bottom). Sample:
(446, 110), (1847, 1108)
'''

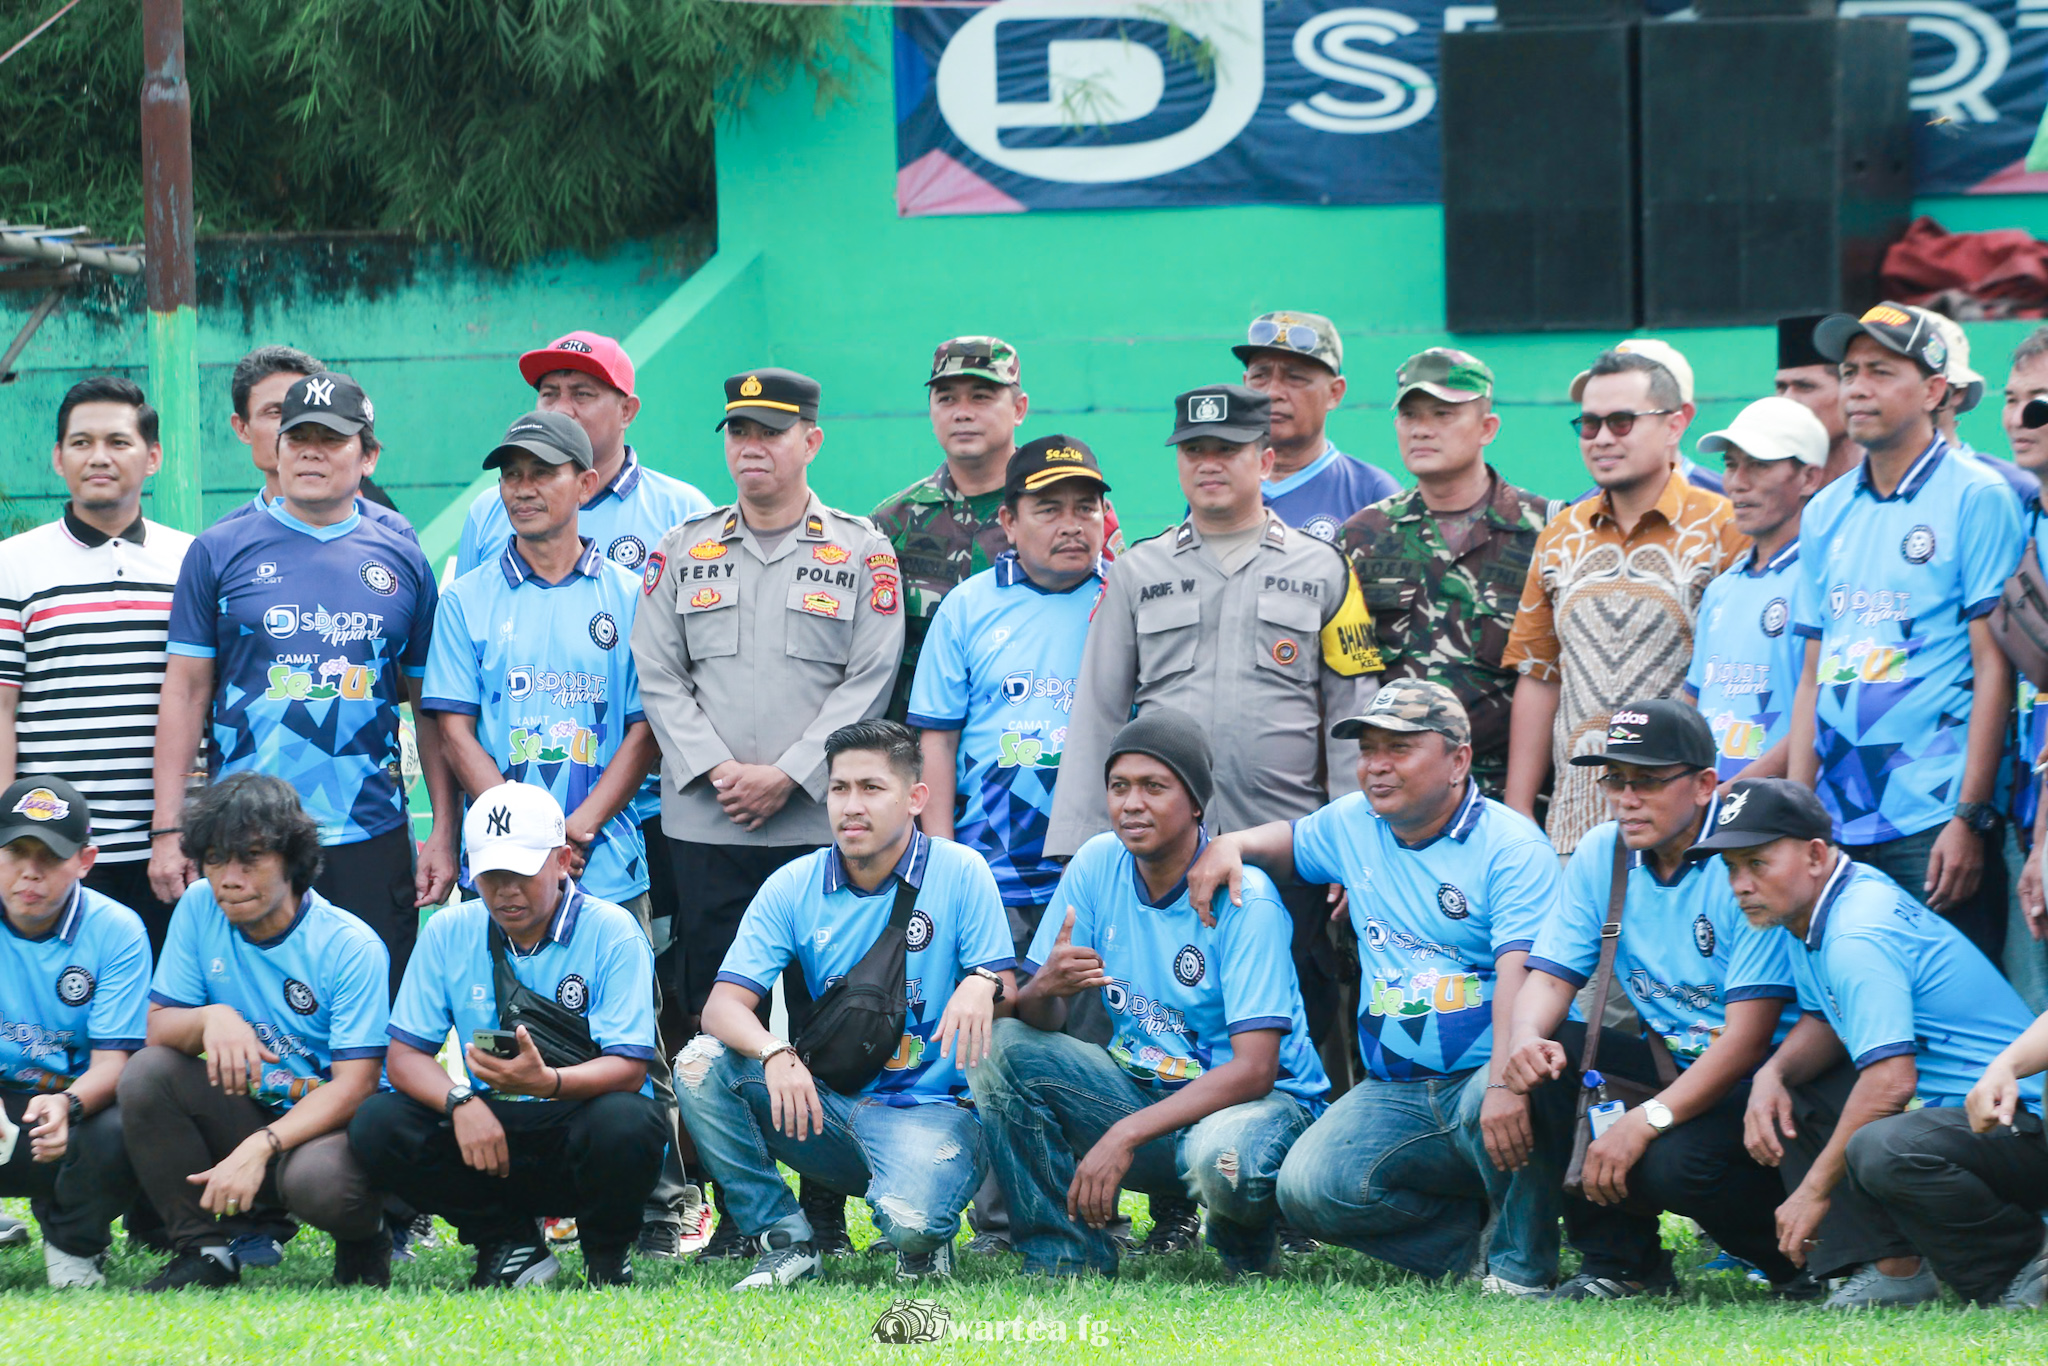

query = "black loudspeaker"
(1440, 26), (1639, 333)
(1638, 18), (1913, 327)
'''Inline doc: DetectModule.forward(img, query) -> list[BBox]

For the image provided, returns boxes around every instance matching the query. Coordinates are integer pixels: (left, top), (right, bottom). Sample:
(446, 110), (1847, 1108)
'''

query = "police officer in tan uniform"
(1050, 385), (1383, 1103)
(631, 367), (904, 1257)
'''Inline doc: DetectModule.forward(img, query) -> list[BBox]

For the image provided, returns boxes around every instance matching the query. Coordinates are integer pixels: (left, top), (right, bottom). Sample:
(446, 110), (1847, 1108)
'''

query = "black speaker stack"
(1440, 0), (1912, 333)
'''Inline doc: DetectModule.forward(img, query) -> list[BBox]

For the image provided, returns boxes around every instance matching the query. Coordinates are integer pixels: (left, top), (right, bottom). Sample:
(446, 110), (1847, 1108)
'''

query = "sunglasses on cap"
(1572, 409), (1677, 439)
(1247, 319), (1320, 352)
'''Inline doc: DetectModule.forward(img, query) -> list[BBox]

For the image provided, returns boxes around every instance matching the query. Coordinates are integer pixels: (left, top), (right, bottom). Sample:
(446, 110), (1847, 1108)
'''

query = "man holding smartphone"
(348, 782), (667, 1290)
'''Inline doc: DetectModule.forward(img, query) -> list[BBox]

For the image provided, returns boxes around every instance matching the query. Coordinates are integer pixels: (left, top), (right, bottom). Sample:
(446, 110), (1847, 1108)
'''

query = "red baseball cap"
(518, 330), (635, 397)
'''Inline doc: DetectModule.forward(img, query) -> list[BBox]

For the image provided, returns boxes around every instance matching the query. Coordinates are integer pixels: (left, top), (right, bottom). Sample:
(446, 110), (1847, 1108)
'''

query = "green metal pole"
(142, 0), (202, 532)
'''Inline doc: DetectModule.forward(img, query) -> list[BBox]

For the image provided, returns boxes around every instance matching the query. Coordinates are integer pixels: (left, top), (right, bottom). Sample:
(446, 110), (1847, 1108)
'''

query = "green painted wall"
(0, 235), (703, 532)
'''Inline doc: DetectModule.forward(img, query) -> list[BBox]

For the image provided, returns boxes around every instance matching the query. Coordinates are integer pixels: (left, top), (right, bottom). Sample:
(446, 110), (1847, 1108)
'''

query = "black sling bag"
(791, 877), (918, 1095)
(491, 927), (601, 1068)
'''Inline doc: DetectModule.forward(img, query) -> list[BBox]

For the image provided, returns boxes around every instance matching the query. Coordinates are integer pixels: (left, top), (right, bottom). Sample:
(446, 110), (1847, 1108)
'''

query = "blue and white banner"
(893, 0), (2048, 216)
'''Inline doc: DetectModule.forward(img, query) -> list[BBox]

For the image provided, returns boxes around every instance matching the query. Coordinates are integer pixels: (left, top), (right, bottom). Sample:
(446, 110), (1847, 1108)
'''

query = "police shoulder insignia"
(805, 513), (826, 539)
(867, 551), (898, 572)
(687, 539), (727, 561)
(1321, 571), (1384, 677)
(642, 550), (666, 597)
(870, 572), (900, 615)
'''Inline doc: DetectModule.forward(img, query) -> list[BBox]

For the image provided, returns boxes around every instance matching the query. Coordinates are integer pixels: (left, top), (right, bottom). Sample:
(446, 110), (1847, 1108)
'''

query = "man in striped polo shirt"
(0, 376), (194, 953)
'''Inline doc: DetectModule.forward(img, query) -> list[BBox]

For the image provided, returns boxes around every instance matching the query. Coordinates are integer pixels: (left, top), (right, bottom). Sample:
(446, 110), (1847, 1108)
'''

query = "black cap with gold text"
(1005, 434), (1112, 501)
(716, 368), (821, 432)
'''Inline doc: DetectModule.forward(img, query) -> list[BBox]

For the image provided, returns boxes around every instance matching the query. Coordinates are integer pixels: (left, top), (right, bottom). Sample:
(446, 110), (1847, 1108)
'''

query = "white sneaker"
(0, 1214), (28, 1247)
(732, 1229), (820, 1292)
(1481, 1272), (1550, 1298)
(677, 1184), (713, 1254)
(44, 1243), (107, 1289)
(1823, 1260), (1940, 1310)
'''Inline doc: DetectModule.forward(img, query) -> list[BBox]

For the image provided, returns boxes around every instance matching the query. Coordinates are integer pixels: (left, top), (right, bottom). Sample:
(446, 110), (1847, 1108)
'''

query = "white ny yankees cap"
(463, 782), (566, 878)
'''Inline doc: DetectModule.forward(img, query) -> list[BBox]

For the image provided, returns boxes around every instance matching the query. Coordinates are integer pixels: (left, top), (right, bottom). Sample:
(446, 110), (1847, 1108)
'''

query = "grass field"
(3, 1197), (2047, 1363)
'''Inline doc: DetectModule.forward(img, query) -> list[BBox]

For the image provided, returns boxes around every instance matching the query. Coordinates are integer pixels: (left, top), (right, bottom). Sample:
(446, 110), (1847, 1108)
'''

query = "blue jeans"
(673, 1035), (983, 1257)
(969, 1018), (1314, 1277)
(1276, 1067), (1559, 1287)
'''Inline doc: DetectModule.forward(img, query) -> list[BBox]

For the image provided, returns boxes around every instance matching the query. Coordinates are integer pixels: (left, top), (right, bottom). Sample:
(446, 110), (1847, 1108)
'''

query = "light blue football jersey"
(0, 884), (150, 1090)
(1687, 539), (1805, 782)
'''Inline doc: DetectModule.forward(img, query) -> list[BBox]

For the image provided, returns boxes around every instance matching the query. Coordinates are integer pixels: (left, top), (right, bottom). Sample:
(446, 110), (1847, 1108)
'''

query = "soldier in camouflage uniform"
(872, 337), (1122, 720)
(1340, 349), (1556, 799)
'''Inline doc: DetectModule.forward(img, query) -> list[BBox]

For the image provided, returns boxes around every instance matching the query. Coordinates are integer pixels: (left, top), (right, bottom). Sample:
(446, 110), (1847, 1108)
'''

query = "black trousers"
(1847, 1105), (2048, 1303)
(0, 1091), (136, 1258)
(1526, 1022), (1797, 1282)
(1278, 878), (1360, 1093)
(349, 1089), (667, 1249)
(81, 857), (180, 961)
(1775, 1061), (1919, 1278)
(669, 839), (818, 1022)
(314, 825), (418, 998)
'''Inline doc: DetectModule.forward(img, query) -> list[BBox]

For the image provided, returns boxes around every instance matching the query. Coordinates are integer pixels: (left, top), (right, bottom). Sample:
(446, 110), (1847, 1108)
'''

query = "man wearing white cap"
(349, 782), (667, 1290)
(1683, 398), (1828, 786)
(1567, 340), (1725, 499)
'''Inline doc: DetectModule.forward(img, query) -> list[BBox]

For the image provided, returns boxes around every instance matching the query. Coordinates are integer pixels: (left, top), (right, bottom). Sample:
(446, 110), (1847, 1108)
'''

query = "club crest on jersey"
(905, 910), (934, 953)
(642, 550), (666, 596)
(687, 539), (727, 561)
(1693, 913), (1717, 957)
(283, 979), (319, 1016)
(56, 965), (95, 1007)
(556, 975), (589, 1013)
(1901, 526), (1936, 564)
(802, 591), (842, 617)
(589, 612), (619, 650)
(689, 587), (722, 609)
(12, 787), (68, 822)
(1172, 944), (1206, 987)
(606, 535), (646, 569)
(870, 572), (900, 615)
(359, 561), (397, 596)
(1436, 883), (1471, 920)
(813, 543), (850, 566)
(1760, 598), (1789, 638)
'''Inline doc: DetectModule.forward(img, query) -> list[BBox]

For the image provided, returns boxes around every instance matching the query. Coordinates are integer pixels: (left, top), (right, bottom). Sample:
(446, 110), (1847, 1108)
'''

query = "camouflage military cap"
(1233, 311), (1343, 375)
(1330, 678), (1471, 746)
(928, 336), (1021, 387)
(1393, 348), (1494, 407)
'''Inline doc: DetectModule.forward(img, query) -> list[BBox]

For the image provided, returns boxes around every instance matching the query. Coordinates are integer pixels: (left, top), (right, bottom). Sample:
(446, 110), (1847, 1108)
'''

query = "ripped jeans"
(672, 1034), (983, 1258)
(970, 1019), (1315, 1277)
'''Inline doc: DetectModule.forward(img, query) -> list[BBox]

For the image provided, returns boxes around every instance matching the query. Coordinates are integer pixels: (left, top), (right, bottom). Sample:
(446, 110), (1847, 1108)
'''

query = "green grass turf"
(2, 1195), (2045, 1364)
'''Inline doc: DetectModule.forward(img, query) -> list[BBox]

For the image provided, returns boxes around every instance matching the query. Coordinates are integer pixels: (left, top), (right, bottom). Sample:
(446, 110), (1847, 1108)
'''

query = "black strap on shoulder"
(1576, 836), (1679, 1088)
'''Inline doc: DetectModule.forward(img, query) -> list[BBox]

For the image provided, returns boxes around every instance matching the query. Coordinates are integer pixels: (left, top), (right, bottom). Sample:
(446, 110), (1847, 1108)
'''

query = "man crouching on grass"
(349, 782), (668, 1290)
(120, 774), (391, 1291)
(674, 720), (1014, 1291)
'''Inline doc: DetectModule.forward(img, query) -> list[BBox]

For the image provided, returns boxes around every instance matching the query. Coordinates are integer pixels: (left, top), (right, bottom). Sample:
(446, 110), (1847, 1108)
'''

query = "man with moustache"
(1234, 311), (1396, 542)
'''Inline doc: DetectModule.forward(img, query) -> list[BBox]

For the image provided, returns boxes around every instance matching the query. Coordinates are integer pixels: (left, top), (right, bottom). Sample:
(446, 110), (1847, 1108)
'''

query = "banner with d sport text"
(893, 0), (2048, 217)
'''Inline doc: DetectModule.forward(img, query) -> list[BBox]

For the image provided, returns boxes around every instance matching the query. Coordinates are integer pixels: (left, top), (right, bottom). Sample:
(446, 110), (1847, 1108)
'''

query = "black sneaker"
(334, 1235), (392, 1289)
(1276, 1218), (1322, 1255)
(637, 1218), (685, 1261)
(470, 1238), (560, 1290)
(1547, 1264), (1679, 1302)
(1772, 1269), (1827, 1303)
(139, 1250), (240, 1292)
(696, 1185), (752, 1263)
(584, 1242), (634, 1289)
(1128, 1197), (1201, 1256)
(964, 1232), (1012, 1255)
(800, 1179), (853, 1257)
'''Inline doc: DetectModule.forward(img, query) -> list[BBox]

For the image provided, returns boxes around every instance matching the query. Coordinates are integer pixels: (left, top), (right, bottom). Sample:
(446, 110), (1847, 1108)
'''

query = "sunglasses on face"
(1594, 767), (1701, 794)
(1572, 409), (1677, 439)
(1248, 320), (1319, 352)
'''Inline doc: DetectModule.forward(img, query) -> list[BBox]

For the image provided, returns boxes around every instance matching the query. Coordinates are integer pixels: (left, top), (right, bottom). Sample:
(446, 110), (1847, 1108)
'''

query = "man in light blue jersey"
(1685, 398), (1828, 783)
(673, 721), (1013, 1290)
(220, 345), (413, 537)
(1788, 304), (2026, 964)
(120, 775), (392, 1291)
(0, 777), (148, 1288)
(1234, 311), (1397, 541)
(1504, 702), (1806, 1301)
(153, 371), (459, 993)
(1191, 679), (1561, 1293)
(350, 782), (667, 1290)
(909, 432), (1113, 1252)
(1700, 777), (2047, 1308)
(975, 710), (1328, 1279)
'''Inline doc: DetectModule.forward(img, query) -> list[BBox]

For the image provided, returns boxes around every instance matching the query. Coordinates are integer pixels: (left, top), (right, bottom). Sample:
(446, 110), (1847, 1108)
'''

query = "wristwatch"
(1955, 801), (2000, 835)
(444, 1083), (478, 1116)
(971, 966), (1007, 1004)
(1640, 1098), (1675, 1136)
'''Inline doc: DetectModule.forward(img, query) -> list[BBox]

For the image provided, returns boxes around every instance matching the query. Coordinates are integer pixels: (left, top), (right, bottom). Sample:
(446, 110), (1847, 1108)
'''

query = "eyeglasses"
(1594, 768), (1702, 794)
(1248, 319), (1319, 352)
(1571, 409), (1677, 439)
